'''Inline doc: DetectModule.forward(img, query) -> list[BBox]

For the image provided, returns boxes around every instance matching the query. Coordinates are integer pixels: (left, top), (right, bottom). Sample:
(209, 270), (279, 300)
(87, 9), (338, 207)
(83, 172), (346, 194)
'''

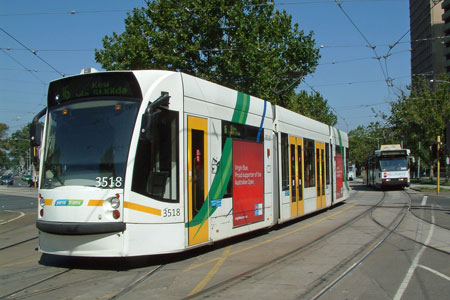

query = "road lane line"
(0, 210), (25, 225)
(185, 203), (358, 273)
(187, 245), (232, 296)
(421, 196), (428, 206)
(393, 214), (435, 300)
(417, 264), (450, 282)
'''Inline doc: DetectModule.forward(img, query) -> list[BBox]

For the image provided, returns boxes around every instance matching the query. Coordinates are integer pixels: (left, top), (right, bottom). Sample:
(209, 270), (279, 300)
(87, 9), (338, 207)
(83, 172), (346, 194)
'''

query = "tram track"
(107, 264), (165, 300)
(310, 190), (410, 299)
(0, 261), (165, 300)
(0, 236), (37, 252)
(184, 190), (394, 300)
(0, 269), (72, 300)
(376, 191), (450, 255)
(409, 206), (450, 231)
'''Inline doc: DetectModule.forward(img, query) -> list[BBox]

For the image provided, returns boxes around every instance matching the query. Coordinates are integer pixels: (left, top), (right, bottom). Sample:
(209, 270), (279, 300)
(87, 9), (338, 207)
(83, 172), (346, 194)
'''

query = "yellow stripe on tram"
(88, 200), (104, 206)
(124, 201), (162, 216)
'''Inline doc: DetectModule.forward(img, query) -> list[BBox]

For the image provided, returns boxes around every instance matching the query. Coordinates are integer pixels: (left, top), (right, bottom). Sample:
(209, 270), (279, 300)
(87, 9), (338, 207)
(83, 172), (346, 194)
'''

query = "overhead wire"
(0, 0), (406, 17)
(383, 29), (410, 91)
(0, 27), (65, 77)
(301, 79), (350, 130)
(0, 49), (48, 85)
(0, 0), (412, 133)
(333, 0), (391, 97)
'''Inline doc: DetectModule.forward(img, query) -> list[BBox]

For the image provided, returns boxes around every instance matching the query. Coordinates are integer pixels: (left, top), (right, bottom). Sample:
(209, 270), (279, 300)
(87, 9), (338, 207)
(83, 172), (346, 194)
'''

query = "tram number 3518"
(95, 177), (123, 188)
(162, 208), (181, 218)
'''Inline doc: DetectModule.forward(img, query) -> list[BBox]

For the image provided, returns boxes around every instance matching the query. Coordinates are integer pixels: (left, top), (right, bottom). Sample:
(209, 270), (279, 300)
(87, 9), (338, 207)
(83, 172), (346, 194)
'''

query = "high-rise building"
(443, 0), (450, 75)
(409, 0), (446, 78)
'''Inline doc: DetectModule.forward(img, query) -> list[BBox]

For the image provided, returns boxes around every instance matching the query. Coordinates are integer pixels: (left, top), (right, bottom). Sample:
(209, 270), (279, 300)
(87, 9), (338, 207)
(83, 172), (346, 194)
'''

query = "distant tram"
(365, 145), (410, 189)
(30, 70), (350, 257)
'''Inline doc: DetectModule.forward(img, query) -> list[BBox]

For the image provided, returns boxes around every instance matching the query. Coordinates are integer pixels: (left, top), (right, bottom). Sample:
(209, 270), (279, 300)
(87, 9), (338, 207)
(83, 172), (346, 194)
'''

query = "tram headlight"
(111, 197), (120, 209)
(39, 194), (45, 207)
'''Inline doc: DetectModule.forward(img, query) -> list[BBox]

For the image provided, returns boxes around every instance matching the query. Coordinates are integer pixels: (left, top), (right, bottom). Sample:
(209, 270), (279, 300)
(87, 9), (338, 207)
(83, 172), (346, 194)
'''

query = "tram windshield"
(42, 99), (140, 189)
(379, 157), (408, 171)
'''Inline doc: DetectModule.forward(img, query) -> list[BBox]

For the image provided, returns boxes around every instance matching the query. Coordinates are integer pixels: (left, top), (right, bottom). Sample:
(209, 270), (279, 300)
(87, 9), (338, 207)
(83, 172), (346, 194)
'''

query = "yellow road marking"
(187, 245), (232, 296)
(0, 258), (37, 268)
(184, 202), (358, 295)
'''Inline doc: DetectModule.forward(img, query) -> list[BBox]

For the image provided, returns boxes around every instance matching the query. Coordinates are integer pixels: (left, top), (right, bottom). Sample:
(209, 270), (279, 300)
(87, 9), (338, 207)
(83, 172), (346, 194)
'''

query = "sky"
(0, 0), (412, 134)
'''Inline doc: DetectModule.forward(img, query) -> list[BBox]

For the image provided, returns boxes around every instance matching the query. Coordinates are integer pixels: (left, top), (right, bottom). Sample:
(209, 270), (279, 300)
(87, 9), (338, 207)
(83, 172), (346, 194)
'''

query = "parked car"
(21, 173), (32, 182)
(1, 174), (14, 185)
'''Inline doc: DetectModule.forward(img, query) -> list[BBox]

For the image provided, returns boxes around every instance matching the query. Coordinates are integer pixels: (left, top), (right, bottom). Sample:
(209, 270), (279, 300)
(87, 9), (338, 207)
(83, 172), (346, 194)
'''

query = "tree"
(0, 123), (9, 168)
(349, 122), (383, 168)
(285, 91), (337, 126)
(5, 125), (31, 171)
(95, 0), (321, 106)
(387, 76), (450, 174)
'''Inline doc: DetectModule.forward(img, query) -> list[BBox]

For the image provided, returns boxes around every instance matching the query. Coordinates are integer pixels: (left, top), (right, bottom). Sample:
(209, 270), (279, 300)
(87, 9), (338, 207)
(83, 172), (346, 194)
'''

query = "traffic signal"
(431, 142), (438, 160)
(438, 142), (445, 158)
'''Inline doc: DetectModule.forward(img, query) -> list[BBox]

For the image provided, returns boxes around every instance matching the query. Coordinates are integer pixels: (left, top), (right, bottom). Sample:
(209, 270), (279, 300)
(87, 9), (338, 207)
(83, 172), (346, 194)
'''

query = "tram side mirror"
(140, 113), (153, 141)
(30, 122), (43, 147)
(30, 108), (46, 147)
(139, 92), (170, 141)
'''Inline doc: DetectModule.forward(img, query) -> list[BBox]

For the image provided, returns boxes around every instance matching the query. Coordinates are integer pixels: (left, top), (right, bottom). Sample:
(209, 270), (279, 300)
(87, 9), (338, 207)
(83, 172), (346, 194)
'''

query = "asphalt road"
(0, 182), (449, 299)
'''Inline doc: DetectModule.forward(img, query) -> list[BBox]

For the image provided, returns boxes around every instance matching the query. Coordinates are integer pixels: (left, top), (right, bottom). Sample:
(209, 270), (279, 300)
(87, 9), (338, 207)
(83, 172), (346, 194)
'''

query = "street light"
(430, 79), (450, 84)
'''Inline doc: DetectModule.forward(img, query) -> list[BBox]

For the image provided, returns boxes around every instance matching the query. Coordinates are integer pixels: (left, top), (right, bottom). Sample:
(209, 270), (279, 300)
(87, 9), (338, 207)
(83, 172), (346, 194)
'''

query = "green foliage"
(0, 123), (31, 170)
(348, 122), (389, 168)
(286, 91), (337, 126)
(349, 75), (450, 171)
(8, 124), (31, 168)
(388, 76), (450, 166)
(95, 0), (321, 106)
(0, 123), (9, 168)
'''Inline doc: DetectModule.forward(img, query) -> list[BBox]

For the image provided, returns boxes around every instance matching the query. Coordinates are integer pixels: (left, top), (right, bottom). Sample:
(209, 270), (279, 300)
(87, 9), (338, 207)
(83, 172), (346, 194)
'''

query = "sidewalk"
(410, 183), (450, 191)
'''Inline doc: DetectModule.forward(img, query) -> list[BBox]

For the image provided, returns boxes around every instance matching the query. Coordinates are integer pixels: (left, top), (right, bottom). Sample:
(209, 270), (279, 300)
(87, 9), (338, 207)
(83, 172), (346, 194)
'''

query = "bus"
(348, 163), (356, 181)
(30, 69), (350, 257)
(365, 144), (410, 189)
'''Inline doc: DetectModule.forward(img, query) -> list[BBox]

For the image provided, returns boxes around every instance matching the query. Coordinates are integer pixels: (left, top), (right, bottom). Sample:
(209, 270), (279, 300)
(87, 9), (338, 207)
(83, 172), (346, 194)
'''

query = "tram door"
(289, 136), (304, 217)
(187, 116), (209, 246)
(316, 142), (326, 209)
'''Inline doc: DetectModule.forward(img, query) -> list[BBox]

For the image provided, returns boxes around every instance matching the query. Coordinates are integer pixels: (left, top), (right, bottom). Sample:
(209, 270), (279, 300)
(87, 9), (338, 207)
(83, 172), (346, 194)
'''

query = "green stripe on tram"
(187, 92), (250, 229)
(231, 92), (250, 124)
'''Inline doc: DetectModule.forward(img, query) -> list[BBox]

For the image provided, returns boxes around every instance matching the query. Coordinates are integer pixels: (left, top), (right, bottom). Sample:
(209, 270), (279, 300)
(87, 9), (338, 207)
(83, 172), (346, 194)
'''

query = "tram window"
(304, 139), (315, 188)
(222, 121), (261, 197)
(191, 129), (205, 216)
(132, 110), (179, 203)
(222, 121), (259, 142)
(281, 133), (289, 191)
(325, 143), (330, 185)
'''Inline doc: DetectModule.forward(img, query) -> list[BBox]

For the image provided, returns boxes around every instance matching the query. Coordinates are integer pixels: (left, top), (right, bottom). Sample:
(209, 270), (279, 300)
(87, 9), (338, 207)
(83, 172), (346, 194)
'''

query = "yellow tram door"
(316, 142), (326, 209)
(187, 116), (209, 246)
(289, 136), (304, 217)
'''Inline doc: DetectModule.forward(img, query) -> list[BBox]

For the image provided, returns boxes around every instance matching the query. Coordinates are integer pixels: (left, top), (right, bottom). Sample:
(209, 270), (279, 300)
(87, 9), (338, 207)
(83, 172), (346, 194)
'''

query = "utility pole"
(437, 136), (441, 195)
(417, 142), (421, 179)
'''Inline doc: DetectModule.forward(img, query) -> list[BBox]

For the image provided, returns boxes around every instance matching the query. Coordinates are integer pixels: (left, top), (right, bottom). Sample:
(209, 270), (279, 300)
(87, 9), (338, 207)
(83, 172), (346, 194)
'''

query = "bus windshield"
(42, 99), (140, 189)
(379, 157), (408, 171)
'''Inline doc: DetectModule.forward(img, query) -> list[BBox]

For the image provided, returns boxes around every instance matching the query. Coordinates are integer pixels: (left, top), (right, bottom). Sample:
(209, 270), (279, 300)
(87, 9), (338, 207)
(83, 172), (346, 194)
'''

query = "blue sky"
(0, 0), (411, 133)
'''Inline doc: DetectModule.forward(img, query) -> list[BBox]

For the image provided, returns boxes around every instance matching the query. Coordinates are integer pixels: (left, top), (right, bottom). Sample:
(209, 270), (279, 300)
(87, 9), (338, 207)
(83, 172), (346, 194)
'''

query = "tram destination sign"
(380, 150), (407, 157)
(48, 72), (142, 106)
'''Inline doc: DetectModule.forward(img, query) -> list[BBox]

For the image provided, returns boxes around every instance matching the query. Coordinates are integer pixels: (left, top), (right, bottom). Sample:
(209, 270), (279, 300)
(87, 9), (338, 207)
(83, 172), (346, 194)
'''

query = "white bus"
(348, 164), (356, 181)
(365, 145), (410, 189)
(30, 70), (350, 257)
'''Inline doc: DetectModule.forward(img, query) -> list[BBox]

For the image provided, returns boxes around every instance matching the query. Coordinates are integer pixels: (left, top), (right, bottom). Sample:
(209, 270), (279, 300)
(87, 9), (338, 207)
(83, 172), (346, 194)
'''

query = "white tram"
(30, 70), (350, 257)
(365, 144), (410, 189)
